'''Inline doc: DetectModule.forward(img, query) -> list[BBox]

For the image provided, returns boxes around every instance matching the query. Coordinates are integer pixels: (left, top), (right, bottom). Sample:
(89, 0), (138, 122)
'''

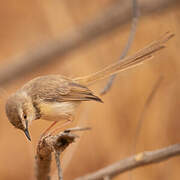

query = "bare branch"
(35, 131), (77, 180)
(54, 151), (63, 180)
(100, 0), (139, 95)
(64, 127), (91, 133)
(75, 143), (180, 180)
(0, 0), (177, 86)
(35, 127), (90, 180)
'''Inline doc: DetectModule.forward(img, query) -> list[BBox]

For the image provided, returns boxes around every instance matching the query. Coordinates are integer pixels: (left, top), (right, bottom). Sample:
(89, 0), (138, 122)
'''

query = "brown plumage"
(5, 32), (174, 141)
(22, 75), (103, 103)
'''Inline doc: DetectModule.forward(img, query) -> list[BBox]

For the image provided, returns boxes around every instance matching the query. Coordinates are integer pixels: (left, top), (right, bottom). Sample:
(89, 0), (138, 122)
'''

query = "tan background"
(0, 0), (179, 179)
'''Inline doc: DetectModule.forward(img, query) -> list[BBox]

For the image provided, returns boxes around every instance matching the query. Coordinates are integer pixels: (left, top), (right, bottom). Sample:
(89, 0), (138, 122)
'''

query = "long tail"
(74, 32), (174, 86)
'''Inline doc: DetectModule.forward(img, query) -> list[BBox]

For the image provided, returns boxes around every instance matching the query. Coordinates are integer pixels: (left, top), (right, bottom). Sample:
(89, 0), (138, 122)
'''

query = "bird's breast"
(38, 101), (80, 121)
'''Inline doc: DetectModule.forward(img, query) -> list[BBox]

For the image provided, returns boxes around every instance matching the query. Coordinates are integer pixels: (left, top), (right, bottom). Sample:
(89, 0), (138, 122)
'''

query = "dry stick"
(53, 128), (91, 180)
(36, 127), (90, 180)
(54, 151), (63, 180)
(35, 139), (52, 180)
(35, 130), (78, 180)
(0, 0), (177, 86)
(100, 0), (139, 95)
(129, 76), (163, 180)
(75, 143), (180, 180)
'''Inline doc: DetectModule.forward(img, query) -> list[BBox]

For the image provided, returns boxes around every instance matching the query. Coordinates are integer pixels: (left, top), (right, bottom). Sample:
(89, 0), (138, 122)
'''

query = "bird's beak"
(24, 129), (31, 141)
(24, 120), (31, 141)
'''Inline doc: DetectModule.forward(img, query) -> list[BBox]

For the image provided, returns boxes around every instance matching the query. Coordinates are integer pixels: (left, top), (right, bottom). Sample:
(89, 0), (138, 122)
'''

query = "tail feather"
(74, 32), (174, 86)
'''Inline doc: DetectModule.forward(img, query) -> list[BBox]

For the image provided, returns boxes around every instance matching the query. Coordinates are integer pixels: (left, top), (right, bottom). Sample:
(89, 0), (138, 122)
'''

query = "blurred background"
(0, 0), (179, 179)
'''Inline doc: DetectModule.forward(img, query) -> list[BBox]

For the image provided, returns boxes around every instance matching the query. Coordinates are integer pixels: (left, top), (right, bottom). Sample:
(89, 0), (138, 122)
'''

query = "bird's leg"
(41, 121), (58, 137)
(50, 115), (73, 135)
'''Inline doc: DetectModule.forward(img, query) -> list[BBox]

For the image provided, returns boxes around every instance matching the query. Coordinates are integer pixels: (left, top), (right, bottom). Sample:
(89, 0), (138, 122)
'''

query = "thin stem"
(100, 0), (140, 95)
(55, 151), (63, 180)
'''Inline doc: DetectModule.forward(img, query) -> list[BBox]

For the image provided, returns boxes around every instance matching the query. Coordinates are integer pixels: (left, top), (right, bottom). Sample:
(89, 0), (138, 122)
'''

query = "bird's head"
(5, 91), (36, 141)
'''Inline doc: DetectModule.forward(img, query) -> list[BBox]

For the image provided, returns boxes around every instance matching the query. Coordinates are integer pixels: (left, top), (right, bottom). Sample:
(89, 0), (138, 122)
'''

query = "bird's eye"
(24, 114), (27, 119)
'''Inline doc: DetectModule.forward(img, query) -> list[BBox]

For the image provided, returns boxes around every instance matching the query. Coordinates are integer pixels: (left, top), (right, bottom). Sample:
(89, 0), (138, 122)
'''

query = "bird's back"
(21, 74), (102, 103)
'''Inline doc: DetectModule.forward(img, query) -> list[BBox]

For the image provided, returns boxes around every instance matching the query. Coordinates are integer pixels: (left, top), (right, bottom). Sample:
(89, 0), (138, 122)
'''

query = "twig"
(64, 127), (91, 133)
(0, 0), (176, 86)
(54, 151), (63, 180)
(100, 0), (139, 95)
(75, 143), (180, 180)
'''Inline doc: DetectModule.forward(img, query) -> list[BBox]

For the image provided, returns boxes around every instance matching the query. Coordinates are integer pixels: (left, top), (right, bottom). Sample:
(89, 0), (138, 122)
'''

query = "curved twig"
(100, 0), (139, 95)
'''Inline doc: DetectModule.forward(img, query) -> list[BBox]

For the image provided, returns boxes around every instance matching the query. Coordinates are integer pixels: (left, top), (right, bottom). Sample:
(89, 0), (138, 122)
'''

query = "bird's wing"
(23, 75), (102, 103)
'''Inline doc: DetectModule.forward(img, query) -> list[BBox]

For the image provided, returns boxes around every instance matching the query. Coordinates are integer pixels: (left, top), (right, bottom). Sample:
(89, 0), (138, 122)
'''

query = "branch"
(100, 0), (139, 95)
(75, 143), (180, 180)
(35, 130), (78, 180)
(35, 127), (90, 180)
(0, 0), (177, 86)
(54, 151), (63, 180)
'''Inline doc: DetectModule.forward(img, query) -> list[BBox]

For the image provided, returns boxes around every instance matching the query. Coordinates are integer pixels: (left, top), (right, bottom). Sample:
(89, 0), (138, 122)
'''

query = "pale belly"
(38, 101), (81, 121)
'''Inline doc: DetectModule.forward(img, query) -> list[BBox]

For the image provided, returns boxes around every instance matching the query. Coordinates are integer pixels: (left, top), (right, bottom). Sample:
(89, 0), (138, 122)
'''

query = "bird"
(5, 32), (174, 141)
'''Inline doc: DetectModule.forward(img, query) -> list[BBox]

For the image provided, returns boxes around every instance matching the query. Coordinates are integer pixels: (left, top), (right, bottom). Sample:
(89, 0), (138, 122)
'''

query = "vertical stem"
(55, 151), (63, 180)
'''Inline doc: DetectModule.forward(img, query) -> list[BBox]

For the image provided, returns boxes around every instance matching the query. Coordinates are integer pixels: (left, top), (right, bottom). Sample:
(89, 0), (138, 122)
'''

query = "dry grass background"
(0, 0), (179, 179)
